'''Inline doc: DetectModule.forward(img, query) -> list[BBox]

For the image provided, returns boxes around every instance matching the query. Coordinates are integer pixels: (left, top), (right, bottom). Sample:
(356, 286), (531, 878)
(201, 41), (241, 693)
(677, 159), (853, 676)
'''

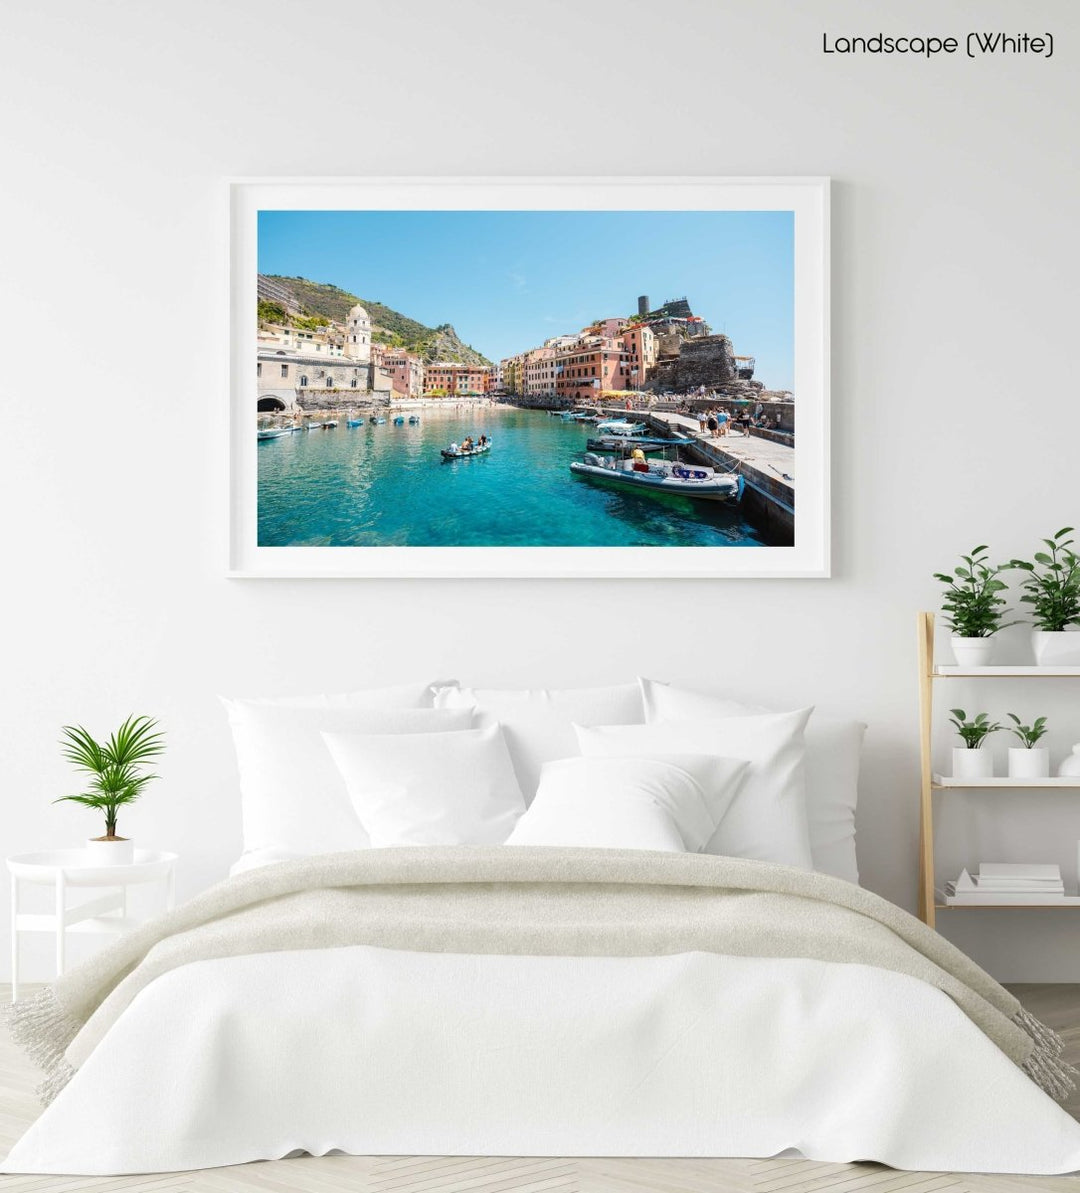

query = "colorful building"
(423, 363), (493, 396)
(523, 346), (557, 398)
(499, 354), (525, 397)
(373, 345), (425, 399)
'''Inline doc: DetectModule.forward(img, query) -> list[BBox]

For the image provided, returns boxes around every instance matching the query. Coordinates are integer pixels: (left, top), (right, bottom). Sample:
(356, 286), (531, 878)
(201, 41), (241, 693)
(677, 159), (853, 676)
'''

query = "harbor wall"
(644, 414), (796, 543)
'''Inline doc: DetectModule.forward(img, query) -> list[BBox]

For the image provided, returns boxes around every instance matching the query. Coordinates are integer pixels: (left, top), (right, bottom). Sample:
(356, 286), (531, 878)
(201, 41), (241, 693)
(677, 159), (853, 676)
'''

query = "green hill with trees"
(259, 275), (492, 366)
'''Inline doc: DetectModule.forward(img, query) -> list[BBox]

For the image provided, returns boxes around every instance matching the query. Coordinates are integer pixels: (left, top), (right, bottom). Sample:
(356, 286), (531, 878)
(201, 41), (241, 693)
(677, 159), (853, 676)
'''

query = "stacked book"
(941, 863), (1072, 905)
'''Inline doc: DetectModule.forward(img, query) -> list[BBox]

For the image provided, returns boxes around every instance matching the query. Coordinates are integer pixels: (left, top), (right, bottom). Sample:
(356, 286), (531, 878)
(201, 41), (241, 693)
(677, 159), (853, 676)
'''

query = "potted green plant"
(1006, 714), (1049, 779)
(948, 709), (1001, 780)
(55, 715), (165, 865)
(933, 546), (1016, 667)
(1009, 528), (1080, 666)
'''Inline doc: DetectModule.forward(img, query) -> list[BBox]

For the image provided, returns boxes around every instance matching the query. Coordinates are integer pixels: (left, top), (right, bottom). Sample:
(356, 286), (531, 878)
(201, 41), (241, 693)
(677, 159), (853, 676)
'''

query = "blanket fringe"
(3, 987), (80, 1106)
(1014, 1006), (1077, 1101)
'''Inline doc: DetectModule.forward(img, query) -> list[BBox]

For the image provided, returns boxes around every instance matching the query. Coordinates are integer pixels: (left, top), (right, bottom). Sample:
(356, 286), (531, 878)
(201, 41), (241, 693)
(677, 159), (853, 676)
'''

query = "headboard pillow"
(639, 678), (865, 884)
(222, 696), (473, 858)
(575, 707), (814, 869)
(324, 723), (525, 847)
(506, 754), (749, 853)
(433, 682), (645, 801)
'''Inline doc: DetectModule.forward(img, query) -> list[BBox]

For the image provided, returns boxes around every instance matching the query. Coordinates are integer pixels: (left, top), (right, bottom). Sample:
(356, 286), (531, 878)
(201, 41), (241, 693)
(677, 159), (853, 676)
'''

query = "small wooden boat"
(322, 420), (339, 429)
(440, 440), (492, 460)
(408, 415), (420, 424)
(305, 422), (324, 431)
(257, 427), (289, 441)
(570, 452), (742, 503)
(370, 416), (386, 425)
(347, 418), (364, 427)
(392, 416), (405, 425)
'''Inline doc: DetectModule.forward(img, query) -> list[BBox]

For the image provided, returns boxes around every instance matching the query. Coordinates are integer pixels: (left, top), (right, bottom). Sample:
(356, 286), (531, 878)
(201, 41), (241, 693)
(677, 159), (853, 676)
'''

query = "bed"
(5, 679), (1080, 1177)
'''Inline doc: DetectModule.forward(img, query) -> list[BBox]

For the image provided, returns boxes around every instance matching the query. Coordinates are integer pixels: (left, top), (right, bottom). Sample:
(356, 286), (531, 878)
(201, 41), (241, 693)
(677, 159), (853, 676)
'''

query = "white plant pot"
(1008, 747), (1050, 779)
(951, 636), (994, 667)
(1032, 629), (1080, 667)
(952, 747), (994, 780)
(84, 837), (134, 866)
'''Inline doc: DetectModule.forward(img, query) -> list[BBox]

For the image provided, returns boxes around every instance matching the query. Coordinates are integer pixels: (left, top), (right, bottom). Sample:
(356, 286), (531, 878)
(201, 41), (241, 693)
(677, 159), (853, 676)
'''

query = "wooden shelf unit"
(917, 611), (1080, 928)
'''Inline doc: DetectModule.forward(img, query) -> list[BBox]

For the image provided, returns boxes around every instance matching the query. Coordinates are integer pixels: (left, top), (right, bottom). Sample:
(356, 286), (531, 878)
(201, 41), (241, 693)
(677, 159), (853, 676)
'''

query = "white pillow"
(324, 723), (526, 847)
(433, 683), (645, 800)
(238, 681), (446, 710)
(222, 701), (474, 856)
(505, 755), (749, 852)
(575, 708), (813, 869)
(639, 678), (865, 883)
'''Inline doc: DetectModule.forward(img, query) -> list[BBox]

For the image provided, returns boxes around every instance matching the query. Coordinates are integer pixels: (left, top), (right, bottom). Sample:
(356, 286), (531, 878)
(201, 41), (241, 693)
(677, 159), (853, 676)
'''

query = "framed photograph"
(229, 177), (829, 578)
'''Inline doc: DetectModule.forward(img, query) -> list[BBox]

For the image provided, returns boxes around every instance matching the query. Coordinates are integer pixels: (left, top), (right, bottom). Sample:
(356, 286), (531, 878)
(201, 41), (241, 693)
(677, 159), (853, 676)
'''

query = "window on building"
(326, 377), (334, 387)
(299, 375), (308, 387)
(350, 378), (358, 388)
(257, 363), (262, 377)
(280, 364), (289, 377)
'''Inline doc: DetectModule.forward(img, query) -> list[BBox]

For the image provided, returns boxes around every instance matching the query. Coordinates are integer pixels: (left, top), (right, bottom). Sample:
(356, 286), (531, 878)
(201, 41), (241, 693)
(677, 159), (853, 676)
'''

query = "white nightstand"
(8, 849), (177, 1001)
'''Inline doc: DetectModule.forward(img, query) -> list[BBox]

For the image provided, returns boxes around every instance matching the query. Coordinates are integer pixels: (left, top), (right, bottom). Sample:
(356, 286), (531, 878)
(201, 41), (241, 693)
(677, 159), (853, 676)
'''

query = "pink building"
(618, 323), (657, 390)
(552, 320), (655, 400)
(381, 350), (424, 399)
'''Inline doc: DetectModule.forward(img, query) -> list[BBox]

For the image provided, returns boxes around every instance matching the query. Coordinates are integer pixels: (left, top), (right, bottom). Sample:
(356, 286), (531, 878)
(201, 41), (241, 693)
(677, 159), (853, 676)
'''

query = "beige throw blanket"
(8, 846), (1076, 1105)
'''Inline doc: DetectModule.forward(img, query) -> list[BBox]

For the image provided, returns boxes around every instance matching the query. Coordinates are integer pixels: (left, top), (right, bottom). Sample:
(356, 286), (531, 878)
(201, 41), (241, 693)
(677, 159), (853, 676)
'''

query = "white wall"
(2, 0), (1077, 981)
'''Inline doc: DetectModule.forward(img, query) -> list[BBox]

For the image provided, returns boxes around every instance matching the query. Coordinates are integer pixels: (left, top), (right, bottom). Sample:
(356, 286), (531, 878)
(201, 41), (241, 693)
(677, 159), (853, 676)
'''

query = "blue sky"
(259, 210), (794, 391)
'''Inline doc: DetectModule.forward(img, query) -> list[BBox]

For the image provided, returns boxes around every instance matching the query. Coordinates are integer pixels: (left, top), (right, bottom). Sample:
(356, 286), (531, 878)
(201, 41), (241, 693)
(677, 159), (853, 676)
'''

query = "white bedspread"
(6, 946), (1080, 1176)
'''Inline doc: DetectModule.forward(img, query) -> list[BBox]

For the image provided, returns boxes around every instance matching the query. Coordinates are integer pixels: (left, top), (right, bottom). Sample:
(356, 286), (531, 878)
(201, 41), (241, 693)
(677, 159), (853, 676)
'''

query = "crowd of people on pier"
(690, 406), (780, 439)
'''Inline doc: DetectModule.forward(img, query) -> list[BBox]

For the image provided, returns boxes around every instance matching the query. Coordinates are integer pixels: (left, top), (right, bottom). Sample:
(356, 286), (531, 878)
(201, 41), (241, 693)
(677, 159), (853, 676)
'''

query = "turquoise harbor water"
(257, 407), (771, 548)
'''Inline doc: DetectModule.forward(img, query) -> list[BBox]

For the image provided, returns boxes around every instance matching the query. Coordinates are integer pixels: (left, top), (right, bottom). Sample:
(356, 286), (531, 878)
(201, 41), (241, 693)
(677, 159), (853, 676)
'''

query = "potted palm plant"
(1009, 528), (1080, 666)
(1006, 714), (1050, 779)
(949, 709), (1001, 780)
(55, 715), (165, 865)
(934, 546), (1016, 667)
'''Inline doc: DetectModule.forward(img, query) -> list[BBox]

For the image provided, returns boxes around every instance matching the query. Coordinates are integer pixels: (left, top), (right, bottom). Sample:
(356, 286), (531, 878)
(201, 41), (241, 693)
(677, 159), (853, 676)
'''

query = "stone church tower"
(344, 303), (372, 363)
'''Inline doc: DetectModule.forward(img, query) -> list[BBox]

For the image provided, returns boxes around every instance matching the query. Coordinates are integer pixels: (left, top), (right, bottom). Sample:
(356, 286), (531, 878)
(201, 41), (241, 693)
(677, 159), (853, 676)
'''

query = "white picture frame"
(229, 176), (830, 578)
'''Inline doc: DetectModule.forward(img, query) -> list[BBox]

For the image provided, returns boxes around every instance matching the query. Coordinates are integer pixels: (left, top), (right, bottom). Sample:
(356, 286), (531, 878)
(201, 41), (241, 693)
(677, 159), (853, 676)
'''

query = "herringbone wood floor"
(1, 984), (1078, 1193)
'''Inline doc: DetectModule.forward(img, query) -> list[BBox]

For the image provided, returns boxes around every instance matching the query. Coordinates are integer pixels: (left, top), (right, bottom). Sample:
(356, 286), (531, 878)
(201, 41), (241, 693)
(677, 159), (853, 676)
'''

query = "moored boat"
(347, 418), (364, 427)
(586, 435), (689, 453)
(392, 415), (405, 425)
(595, 419), (647, 436)
(323, 420), (339, 429)
(408, 415), (420, 424)
(370, 416), (386, 425)
(257, 427), (289, 441)
(305, 422), (324, 431)
(570, 451), (743, 503)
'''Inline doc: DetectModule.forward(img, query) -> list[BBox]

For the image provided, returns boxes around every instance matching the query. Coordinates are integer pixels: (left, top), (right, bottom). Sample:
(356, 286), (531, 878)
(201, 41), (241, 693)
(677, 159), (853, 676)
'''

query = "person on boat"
(631, 449), (649, 473)
(462, 436), (474, 452)
(478, 434), (487, 448)
(449, 441), (459, 455)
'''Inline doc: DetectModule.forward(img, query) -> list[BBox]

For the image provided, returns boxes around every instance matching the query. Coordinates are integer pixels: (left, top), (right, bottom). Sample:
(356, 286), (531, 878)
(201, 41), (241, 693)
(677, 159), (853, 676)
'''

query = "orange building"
(423, 363), (493, 396)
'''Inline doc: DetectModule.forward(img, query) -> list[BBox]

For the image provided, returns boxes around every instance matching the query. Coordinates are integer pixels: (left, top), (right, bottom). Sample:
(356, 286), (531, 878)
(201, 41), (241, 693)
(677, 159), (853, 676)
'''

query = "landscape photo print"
(229, 178), (829, 577)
